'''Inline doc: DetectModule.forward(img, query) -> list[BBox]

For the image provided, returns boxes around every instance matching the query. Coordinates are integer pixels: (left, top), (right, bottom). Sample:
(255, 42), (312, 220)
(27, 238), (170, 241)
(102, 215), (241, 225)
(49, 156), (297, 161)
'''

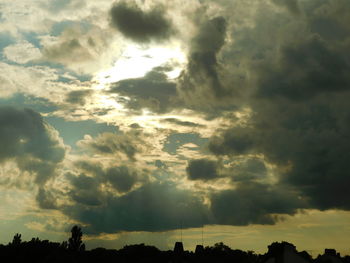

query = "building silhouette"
(263, 242), (311, 263)
(173, 241), (184, 254)
(316, 249), (343, 263)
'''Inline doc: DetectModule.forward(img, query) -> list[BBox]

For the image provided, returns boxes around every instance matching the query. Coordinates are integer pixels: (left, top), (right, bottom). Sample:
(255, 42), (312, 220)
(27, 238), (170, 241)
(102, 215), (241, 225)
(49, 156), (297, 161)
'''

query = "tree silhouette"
(68, 225), (85, 252)
(213, 242), (231, 252)
(11, 233), (21, 246)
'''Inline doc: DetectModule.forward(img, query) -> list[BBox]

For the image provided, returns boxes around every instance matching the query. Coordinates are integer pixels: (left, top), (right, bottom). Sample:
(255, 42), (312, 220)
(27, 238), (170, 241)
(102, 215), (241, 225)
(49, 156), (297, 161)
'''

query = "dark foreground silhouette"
(1, 226), (349, 263)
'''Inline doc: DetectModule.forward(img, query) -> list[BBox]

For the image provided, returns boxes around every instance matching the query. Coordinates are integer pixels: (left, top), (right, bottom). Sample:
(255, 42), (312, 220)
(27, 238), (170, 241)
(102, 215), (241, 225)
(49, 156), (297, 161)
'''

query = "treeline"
(1, 226), (350, 263)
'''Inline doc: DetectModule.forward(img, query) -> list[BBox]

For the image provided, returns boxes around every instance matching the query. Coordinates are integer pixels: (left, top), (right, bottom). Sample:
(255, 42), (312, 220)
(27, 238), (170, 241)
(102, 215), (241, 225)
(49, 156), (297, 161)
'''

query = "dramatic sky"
(1, 0), (350, 255)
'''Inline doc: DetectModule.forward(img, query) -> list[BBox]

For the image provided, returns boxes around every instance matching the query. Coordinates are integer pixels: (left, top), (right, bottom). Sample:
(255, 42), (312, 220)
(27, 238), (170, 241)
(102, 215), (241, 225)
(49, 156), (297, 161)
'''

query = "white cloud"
(3, 40), (42, 64)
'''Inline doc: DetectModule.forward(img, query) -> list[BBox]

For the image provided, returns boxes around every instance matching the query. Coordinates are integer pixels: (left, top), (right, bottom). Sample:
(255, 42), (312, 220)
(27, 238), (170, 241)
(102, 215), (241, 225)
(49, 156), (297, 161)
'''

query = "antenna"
(180, 219), (183, 242)
(201, 225), (204, 246)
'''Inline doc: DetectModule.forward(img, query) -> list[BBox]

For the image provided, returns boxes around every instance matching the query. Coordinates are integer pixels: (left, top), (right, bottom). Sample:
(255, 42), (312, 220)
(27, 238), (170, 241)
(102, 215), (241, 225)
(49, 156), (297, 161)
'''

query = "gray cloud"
(229, 158), (267, 182)
(63, 182), (208, 233)
(0, 106), (65, 185)
(161, 118), (205, 128)
(186, 159), (219, 181)
(110, 2), (174, 43)
(41, 23), (111, 73)
(210, 182), (304, 225)
(69, 173), (103, 206)
(209, 126), (256, 156)
(36, 187), (58, 209)
(256, 35), (350, 101)
(62, 155), (307, 231)
(78, 132), (141, 161)
(105, 166), (137, 193)
(177, 16), (228, 106)
(207, 0), (350, 211)
(65, 89), (93, 105)
(109, 68), (181, 113)
(271, 0), (301, 15)
(43, 38), (93, 66)
(73, 161), (140, 195)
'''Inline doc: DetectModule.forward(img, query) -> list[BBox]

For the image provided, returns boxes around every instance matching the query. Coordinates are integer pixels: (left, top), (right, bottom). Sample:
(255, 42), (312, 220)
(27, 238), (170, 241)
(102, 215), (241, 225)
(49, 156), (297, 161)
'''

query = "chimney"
(174, 242), (184, 254)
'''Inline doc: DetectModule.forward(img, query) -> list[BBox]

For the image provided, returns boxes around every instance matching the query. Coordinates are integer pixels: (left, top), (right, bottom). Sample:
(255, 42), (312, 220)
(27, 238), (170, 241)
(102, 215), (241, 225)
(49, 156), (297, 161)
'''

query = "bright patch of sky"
(93, 44), (186, 89)
(45, 117), (118, 148)
(163, 133), (208, 155)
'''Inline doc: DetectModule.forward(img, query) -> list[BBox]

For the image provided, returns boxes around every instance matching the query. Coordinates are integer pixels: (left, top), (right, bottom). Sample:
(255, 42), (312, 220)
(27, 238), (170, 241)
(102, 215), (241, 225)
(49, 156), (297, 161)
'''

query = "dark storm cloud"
(210, 182), (304, 225)
(209, 126), (256, 156)
(0, 106), (65, 185)
(177, 16), (228, 104)
(210, 98), (350, 210)
(62, 157), (306, 231)
(109, 68), (181, 113)
(63, 178), (305, 231)
(186, 159), (219, 181)
(65, 89), (93, 105)
(257, 35), (350, 101)
(63, 182), (208, 233)
(207, 0), (350, 211)
(109, 2), (174, 43)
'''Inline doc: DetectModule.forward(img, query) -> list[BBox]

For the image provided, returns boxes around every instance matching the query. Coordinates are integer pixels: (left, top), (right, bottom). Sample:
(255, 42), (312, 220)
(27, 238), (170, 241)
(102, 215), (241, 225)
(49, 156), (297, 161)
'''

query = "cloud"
(207, 0), (350, 211)
(65, 89), (93, 105)
(77, 132), (143, 161)
(230, 158), (267, 182)
(109, 2), (174, 43)
(69, 172), (104, 206)
(3, 0), (350, 235)
(256, 35), (350, 101)
(63, 182), (208, 233)
(105, 166), (138, 193)
(162, 133), (208, 155)
(186, 159), (219, 181)
(161, 118), (205, 128)
(210, 182), (304, 225)
(108, 68), (181, 113)
(41, 23), (114, 74)
(66, 164), (140, 207)
(44, 38), (92, 62)
(73, 160), (141, 195)
(36, 187), (58, 209)
(271, 0), (301, 15)
(0, 62), (62, 98)
(209, 126), (256, 156)
(177, 15), (228, 107)
(0, 106), (65, 185)
(3, 40), (41, 64)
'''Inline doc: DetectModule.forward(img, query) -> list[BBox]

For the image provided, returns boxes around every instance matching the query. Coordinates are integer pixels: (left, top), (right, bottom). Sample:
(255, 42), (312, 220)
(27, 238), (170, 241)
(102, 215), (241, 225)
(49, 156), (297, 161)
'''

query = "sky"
(0, 0), (350, 256)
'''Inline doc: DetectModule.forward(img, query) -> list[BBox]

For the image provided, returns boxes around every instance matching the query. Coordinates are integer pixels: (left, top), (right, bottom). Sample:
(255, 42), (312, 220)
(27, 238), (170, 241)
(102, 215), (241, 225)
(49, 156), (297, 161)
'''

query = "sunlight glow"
(94, 44), (187, 87)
